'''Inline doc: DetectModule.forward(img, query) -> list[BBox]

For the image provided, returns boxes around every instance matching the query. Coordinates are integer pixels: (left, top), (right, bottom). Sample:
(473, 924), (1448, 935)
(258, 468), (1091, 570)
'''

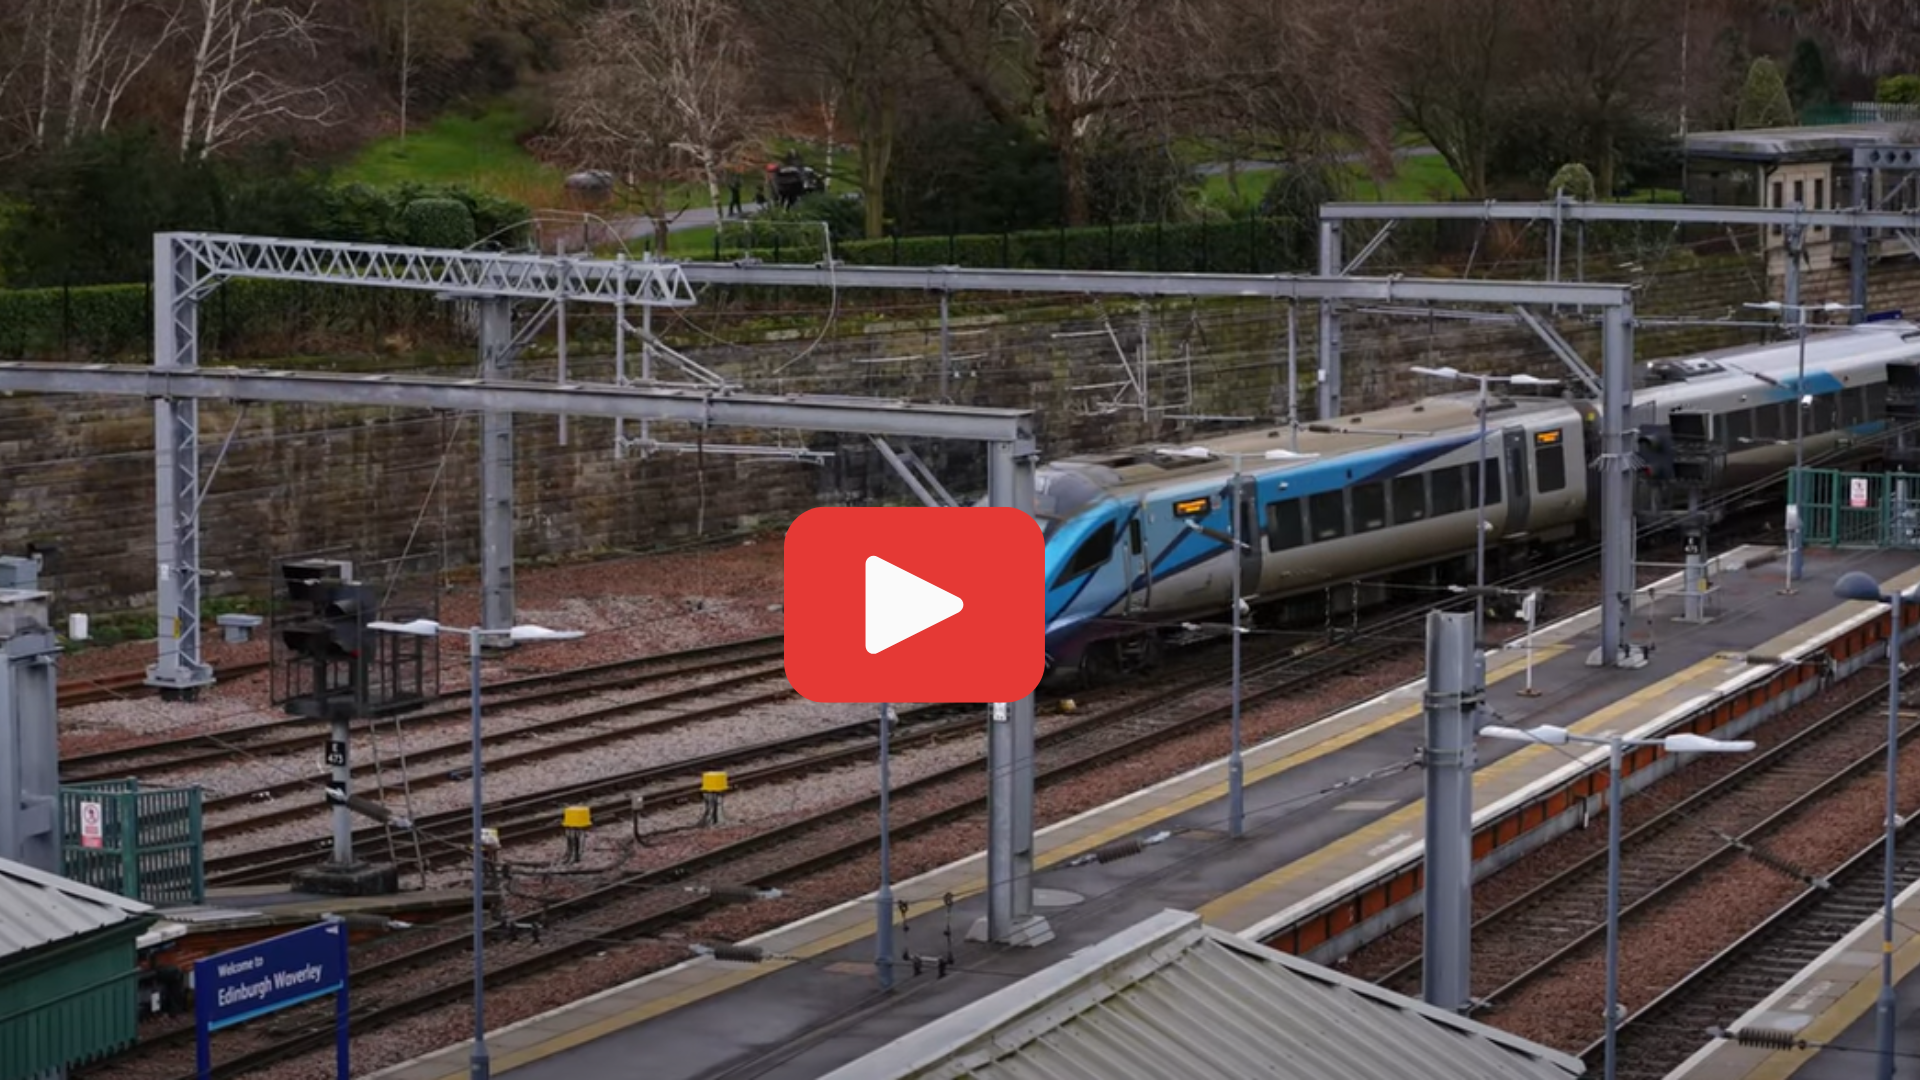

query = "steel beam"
(972, 440), (1052, 949)
(170, 233), (698, 307)
(0, 364), (1037, 449)
(678, 259), (1631, 309)
(1320, 200), (1920, 231)
(1317, 220), (1343, 419)
(1511, 305), (1602, 397)
(1595, 302), (1641, 669)
(478, 299), (516, 643)
(147, 235), (214, 694)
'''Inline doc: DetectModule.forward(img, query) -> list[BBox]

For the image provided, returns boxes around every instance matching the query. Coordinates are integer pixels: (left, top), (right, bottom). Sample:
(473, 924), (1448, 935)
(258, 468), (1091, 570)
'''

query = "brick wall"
(8, 253), (1920, 617)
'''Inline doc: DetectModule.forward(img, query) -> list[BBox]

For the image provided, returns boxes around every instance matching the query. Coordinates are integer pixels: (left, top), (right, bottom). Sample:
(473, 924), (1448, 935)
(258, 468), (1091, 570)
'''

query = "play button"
(865, 556), (964, 654)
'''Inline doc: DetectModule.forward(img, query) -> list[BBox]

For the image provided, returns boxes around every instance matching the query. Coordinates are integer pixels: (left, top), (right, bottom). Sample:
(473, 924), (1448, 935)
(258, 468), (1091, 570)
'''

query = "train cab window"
(1431, 468), (1466, 516)
(1725, 408), (1753, 445)
(1392, 474), (1428, 525)
(1535, 435), (1569, 493)
(1351, 482), (1387, 534)
(1267, 499), (1305, 551)
(1054, 522), (1115, 587)
(1466, 462), (1501, 507)
(1308, 491), (1347, 541)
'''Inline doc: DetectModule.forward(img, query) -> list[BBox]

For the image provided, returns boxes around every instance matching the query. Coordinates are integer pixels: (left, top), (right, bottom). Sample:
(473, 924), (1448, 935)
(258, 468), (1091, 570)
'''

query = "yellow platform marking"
(1739, 930), (1920, 1080)
(1197, 650), (1743, 930)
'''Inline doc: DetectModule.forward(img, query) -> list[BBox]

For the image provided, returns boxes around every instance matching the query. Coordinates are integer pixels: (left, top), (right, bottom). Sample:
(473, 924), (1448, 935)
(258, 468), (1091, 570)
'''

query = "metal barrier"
(60, 779), (205, 905)
(1792, 468), (1920, 550)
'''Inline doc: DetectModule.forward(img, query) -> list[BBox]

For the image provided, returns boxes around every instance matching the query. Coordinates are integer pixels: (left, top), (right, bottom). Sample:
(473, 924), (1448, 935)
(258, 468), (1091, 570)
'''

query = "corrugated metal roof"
(819, 910), (1585, 1080)
(0, 856), (152, 962)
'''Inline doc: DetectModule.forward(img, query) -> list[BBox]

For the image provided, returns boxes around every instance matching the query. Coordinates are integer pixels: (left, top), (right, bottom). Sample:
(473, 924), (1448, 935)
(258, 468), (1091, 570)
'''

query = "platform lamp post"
(1162, 445), (1318, 838)
(368, 618), (585, 1080)
(1742, 300), (1862, 586)
(1480, 724), (1753, 1080)
(1409, 367), (1560, 645)
(1831, 571), (1918, 1080)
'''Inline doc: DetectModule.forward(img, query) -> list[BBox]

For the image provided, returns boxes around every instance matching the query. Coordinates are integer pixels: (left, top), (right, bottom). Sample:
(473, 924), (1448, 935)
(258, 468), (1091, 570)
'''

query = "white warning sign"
(79, 801), (103, 850)
(1851, 477), (1871, 509)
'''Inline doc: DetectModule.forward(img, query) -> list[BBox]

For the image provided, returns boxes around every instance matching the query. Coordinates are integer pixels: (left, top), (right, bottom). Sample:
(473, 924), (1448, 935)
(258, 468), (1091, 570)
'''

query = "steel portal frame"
(0, 231), (1651, 944)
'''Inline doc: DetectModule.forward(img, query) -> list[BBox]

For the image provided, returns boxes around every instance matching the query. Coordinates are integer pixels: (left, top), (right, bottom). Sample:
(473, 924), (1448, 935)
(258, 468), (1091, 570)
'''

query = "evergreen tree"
(1785, 39), (1831, 111)
(1736, 58), (1797, 130)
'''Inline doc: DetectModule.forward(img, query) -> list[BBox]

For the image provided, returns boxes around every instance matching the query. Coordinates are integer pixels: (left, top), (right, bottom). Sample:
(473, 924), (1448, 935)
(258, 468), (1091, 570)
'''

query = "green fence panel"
(60, 780), (204, 906)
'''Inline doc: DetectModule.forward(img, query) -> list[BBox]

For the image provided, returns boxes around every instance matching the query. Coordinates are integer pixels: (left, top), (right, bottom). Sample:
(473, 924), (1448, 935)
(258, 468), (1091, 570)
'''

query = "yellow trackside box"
(562, 806), (592, 829)
(702, 771), (730, 793)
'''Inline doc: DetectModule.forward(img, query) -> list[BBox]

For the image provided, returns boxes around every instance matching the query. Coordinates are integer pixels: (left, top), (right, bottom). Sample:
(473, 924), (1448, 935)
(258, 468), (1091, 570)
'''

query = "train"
(1038, 320), (1920, 684)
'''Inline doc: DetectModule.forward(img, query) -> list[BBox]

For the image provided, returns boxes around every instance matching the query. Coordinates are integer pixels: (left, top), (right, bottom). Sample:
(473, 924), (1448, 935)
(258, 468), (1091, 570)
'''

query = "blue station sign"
(195, 919), (350, 1078)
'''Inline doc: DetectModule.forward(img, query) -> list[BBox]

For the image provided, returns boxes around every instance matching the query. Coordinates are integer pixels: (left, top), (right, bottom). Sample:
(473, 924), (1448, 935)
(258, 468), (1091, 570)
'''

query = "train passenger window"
(1466, 463), (1501, 507)
(1392, 474), (1428, 524)
(1535, 436), (1568, 493)
(1054, 522), (1115, 587)
(1842, 387), (1866, 427)
(1431, 468), (1465, 516)
(1809, 394), (1835, 434)
(1867, 383), (1888, 420)
(1309, 491), (1347, 541)
(1351, 482), (1387, 533)
(1725, 408), (1753, 445)
(1755, 404), (1782, 441)
(1267, 500), (1305, 551)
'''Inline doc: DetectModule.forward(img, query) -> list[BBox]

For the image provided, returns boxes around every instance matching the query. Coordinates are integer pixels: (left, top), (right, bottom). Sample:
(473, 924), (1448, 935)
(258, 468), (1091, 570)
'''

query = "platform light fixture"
(367, 617), (584, 1080)
(1408, 366), (1560, 647)
(1163, 445), (1319, 838)
(1830, 570), (1918, 1080)
(1741, 300), (1863, 586)
(1480, 723), (1753, 1080)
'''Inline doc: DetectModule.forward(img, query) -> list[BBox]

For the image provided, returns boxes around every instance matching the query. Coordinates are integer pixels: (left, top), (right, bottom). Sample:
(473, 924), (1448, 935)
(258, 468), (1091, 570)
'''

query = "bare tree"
(1525, 0), (1675, 196)
(743, 0), (919, 237)
(1390, 0), (1522, 198)
(179, 0), (341, 159)
(551, 0), (756, 248)
(1793, 0), (1920, 80)
(0, 0), (182, 156)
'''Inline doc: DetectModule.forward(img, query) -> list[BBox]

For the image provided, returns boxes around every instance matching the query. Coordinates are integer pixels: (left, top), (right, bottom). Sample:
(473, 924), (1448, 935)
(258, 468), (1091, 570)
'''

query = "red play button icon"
(783, 507), (1045, 703)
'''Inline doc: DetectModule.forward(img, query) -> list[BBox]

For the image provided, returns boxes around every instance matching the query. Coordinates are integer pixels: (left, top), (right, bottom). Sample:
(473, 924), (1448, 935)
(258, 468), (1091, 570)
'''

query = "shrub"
(1879, 75), (1920, 105)
(1548, 163), (1597, 201)
(401, 197), (478, 248)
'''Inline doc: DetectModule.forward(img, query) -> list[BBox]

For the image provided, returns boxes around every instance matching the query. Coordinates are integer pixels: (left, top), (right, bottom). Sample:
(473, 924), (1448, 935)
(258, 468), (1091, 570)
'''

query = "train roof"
(1049, 395), (1576, 497)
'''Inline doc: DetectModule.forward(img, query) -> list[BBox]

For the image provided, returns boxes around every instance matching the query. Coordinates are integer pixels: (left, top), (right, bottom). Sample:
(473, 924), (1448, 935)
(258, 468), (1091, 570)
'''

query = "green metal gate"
(1793, 468), (1920, 550)
(60, 780), (205, 906)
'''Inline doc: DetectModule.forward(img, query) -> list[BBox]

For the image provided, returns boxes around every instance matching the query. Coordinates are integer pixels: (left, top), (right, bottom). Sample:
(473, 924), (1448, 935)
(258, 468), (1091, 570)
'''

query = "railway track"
(1374, 682), (1915, 1008)
(108, 630), (1414, 1079)
(1593, 820), (1920, 1079)
(57, 661), (273, 709)
(60, 635), (787, 781)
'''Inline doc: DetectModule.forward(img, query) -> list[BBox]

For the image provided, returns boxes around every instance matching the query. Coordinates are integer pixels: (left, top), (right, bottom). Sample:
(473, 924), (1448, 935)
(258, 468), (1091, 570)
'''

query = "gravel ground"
(201, 687), (882, 858)
(56, 535), (790, 757)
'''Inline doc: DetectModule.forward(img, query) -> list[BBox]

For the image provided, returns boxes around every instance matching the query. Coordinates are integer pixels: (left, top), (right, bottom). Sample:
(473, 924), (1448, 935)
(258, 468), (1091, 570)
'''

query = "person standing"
(727, 173), (743, 217)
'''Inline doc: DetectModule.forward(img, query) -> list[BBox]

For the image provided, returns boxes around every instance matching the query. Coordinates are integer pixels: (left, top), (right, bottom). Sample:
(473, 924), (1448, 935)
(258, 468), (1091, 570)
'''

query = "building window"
(1535, 436), (1568, 493)
(1772, 180), (1784, 236)
(1793, 179), (1805, 208)
(1815, 177), (1826, 210)
(1055, 522), (1115, 587)
(1391, 474), (1428, 524)
(1267, 500), (1305, 551)
(1309, 490), (1346, 541)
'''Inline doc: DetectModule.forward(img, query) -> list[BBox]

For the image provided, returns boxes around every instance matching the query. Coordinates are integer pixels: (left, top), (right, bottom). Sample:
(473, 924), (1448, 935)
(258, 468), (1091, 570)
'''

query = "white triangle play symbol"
(865, 555), (965, 654)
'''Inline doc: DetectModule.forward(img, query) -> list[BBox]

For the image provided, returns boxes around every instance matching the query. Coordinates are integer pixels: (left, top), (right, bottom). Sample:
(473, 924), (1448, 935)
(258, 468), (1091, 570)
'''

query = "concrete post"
(1596, 302), (1640, 668)
(1682, 491), (1707, 623)
(1852, 166), (1872, 321)
(0, 571), (59, 874)
(478, 298), (515, 645)
(1421, 610), (1480, 1013)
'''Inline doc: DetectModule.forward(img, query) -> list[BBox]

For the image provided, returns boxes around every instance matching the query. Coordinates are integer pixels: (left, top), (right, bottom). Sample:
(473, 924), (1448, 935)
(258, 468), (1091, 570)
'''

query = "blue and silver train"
(1036, 322), (1920, 682)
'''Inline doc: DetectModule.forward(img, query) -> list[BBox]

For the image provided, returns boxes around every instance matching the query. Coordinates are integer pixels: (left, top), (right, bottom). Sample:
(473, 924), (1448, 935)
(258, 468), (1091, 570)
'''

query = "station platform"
(367, 545), (1920, 1080)
(1668, 864), (1920, 1080)
(146, 886), (473, 971)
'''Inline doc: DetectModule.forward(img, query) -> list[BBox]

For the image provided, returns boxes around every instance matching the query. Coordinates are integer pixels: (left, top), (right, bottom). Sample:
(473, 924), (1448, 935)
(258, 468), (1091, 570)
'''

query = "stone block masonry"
(5, 253), (1919, 618)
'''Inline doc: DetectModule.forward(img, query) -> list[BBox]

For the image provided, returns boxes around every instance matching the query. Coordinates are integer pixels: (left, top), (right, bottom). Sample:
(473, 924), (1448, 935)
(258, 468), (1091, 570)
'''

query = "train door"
(1236, 476), (1261, 598)
(1121, 504), (1150, 613)
(1502, 426), (1532, 535)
